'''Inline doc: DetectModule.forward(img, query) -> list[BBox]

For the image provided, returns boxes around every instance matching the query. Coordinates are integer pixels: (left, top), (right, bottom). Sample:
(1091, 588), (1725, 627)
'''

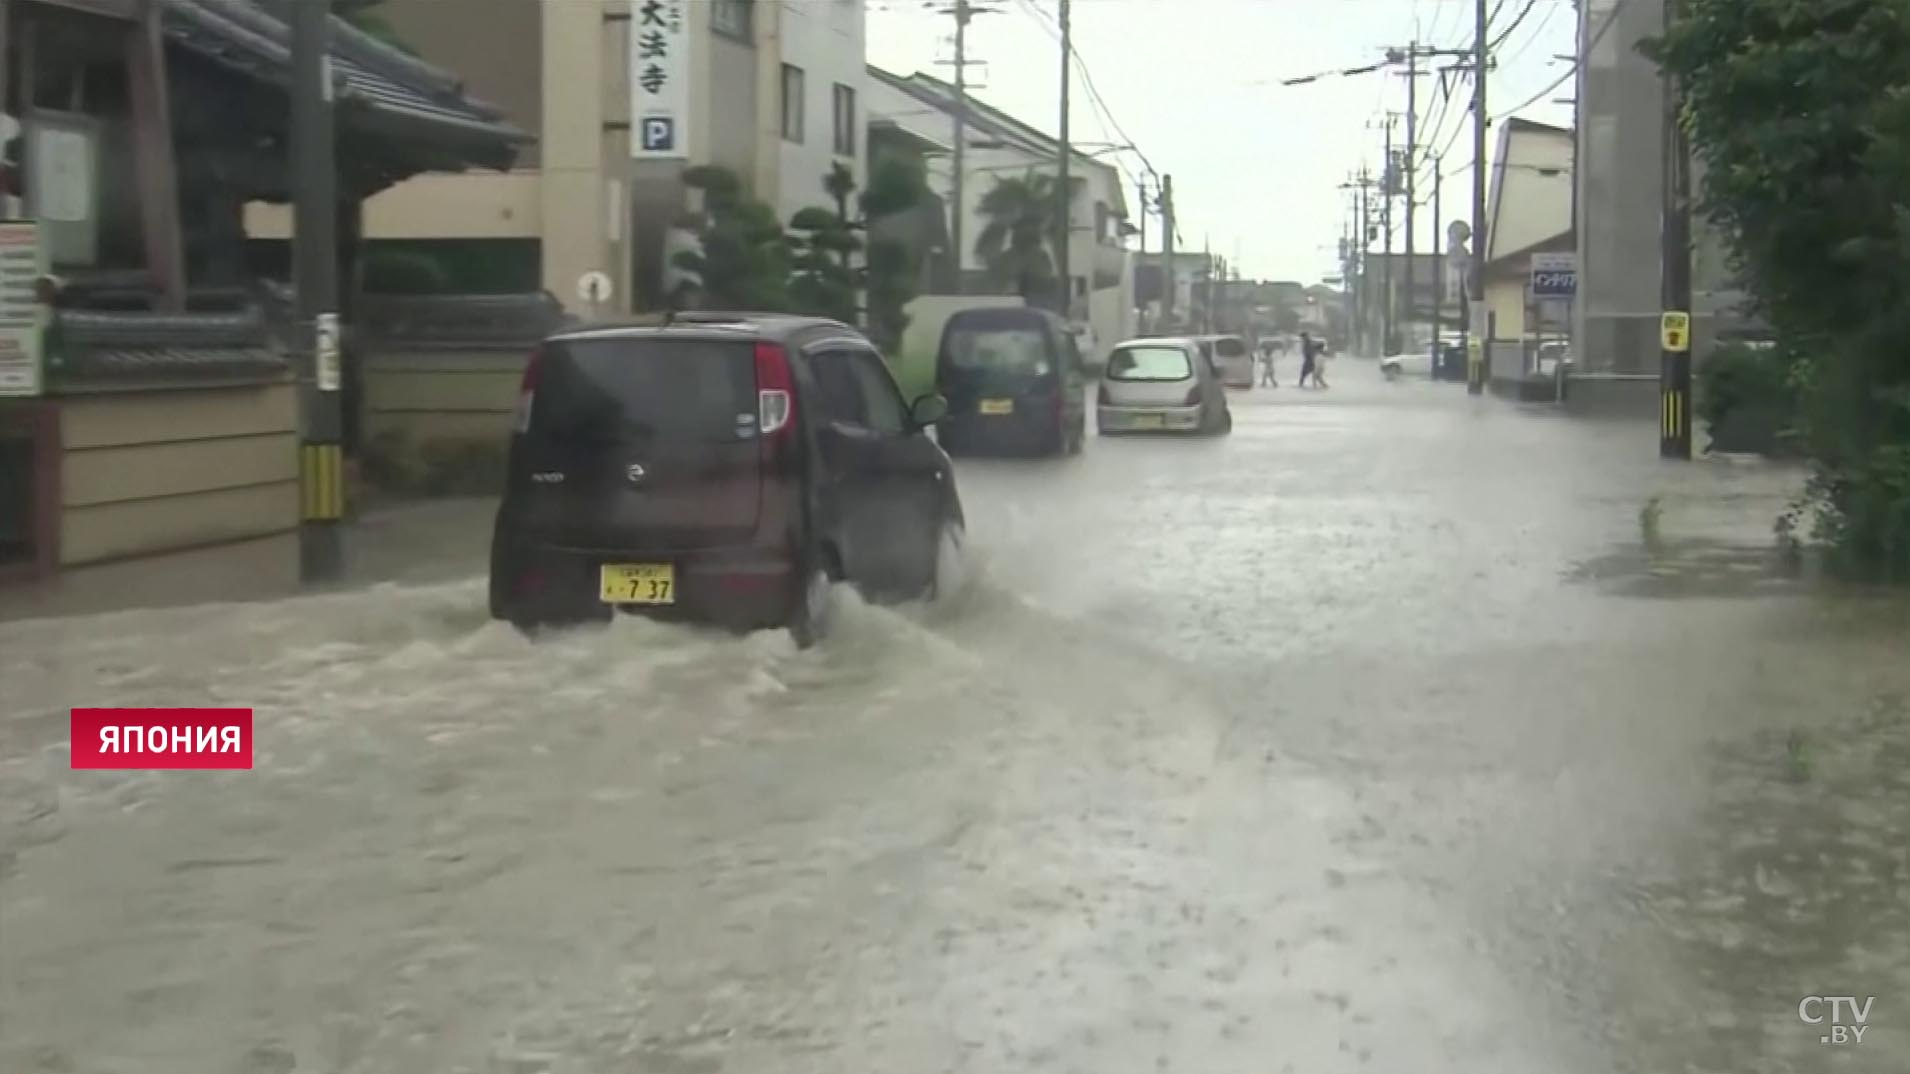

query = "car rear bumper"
(1096, 404), (1204, 433)
(491, 540), (795, 631)
(939, 408), (1067, 453)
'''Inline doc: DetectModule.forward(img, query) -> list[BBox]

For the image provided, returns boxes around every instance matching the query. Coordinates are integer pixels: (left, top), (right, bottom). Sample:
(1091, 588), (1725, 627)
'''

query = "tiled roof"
(163, 0), (527, 165)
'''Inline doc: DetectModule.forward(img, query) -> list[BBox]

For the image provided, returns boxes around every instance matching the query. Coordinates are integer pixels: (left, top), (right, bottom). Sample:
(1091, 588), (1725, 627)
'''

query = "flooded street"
(4, 370), (1908, 1073)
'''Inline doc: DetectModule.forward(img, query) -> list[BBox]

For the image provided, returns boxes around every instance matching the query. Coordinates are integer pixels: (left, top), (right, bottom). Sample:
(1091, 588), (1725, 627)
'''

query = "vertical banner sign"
(315, 312), (341, 392)
(0, 221), (47, 397)
(631, 0), (690, 159)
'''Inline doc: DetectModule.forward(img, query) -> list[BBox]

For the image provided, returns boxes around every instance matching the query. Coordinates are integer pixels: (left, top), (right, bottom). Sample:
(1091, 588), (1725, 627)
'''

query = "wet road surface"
(3, 366), (1908, 1073)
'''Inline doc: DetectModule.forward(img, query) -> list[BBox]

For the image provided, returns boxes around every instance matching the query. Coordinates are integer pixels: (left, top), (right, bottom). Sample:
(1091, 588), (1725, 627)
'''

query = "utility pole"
(292, 0), (343, 581)
(1402, 46), (1419, 355)
(1356, 168), (1371, 353)
(1431, 158), (1444, 377)
(1660, 0), (1694, 458)
(1161, 174), (1176, 326)
(1468, 0), (1490, 395)
(1381, 115), (1396, 356)
(1054, 0), (1073, 319)
(1135, 174), (1149, 330)
(948, 0), (974, 294)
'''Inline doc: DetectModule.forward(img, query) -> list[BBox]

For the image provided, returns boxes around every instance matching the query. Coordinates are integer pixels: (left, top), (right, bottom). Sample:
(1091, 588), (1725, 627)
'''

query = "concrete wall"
(777, 0), (867, 225)
(57, 382), (300, 567)
(246, 172), (543, 242)
(1575, 0), (1747, 374)
(540, 0), (612, 309)
(361, 349), (532, 450)
(894, 293), (1024, 398)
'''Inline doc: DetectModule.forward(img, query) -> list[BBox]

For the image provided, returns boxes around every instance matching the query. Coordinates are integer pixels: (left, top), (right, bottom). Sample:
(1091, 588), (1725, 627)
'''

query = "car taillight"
(754, 341), (794, 438)
(512, 346), (543, 434)
(1184, 385), (1203, 406)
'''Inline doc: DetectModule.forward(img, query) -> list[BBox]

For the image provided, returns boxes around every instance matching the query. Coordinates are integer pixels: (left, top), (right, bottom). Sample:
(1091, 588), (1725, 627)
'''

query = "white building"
(246, 0), (869, 315)
(865, 66), (1136, 356)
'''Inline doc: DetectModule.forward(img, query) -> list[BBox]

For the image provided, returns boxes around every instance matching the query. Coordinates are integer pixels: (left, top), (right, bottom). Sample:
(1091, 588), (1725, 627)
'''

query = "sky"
(866, 0), (1579, 285)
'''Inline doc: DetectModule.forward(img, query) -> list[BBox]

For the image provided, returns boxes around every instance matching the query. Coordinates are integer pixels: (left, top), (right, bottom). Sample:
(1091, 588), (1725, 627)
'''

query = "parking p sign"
(1530, 253), (1577, 299)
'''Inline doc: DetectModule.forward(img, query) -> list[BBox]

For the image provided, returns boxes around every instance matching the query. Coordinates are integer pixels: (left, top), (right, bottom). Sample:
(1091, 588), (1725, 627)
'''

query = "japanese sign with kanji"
(630, 0), (690, 160)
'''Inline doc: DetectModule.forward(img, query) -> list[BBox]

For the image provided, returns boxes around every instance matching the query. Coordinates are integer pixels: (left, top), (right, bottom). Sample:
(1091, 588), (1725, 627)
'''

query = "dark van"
(488, 313), (966, 648)
(933, 307), (1087, 456)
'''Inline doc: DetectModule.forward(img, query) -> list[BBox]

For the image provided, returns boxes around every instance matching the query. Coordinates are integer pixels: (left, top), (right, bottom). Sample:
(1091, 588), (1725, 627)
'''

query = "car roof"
(548, 311), (857, 345)
(944, 305), (1061, 327)
(1111, 336), (1195, 349)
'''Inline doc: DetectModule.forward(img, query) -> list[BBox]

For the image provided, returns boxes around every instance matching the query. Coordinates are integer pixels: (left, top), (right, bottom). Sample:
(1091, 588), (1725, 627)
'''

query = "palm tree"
(974, 173), (1059, 304)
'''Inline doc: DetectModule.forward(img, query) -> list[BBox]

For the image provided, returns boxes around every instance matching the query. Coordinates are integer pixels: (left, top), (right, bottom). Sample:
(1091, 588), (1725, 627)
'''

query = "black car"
(933, 306), (1088, 456)
(489, 313), (965, 647)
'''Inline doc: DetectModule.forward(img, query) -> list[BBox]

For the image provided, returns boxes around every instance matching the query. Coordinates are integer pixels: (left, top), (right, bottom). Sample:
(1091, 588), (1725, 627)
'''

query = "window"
(832, 83), (857, 157)
(1106, 345), (1193, 382)
(711, 0), (752, 40)
(807, 349), (866, 426)
(781, 64), (805, 143)
(847, 352), (907, 434)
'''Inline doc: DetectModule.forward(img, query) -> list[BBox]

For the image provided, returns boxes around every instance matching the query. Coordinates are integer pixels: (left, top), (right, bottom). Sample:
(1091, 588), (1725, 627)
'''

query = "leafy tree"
(1274, 305), (1303, 334)
(670, 166), (791, 311)
(861, 153), (936, 351)
(1651, 0), (1910, 577)
(974, 172), (1060, 306)
(787, 204), (860, 324)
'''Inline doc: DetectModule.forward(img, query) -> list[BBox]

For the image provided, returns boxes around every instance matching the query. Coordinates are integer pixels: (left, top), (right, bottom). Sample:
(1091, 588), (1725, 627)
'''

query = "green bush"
(1695, 342), (1800, 455)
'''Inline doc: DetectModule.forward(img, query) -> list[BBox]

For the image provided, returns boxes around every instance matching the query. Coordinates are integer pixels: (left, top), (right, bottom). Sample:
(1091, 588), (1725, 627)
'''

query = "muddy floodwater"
(3, 372), (1907, 1074)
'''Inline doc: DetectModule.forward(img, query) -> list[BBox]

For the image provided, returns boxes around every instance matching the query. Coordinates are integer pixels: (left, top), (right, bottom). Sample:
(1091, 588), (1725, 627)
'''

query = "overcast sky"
(867, 0), (1578, 285)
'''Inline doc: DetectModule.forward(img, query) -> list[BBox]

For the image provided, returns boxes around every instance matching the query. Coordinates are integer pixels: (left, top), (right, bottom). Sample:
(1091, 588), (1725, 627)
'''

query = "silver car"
(1096, 337), (1233, 436)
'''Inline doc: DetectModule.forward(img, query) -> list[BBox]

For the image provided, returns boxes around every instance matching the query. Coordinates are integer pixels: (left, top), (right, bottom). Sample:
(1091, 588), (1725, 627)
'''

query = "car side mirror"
(909, 393), (949, 428)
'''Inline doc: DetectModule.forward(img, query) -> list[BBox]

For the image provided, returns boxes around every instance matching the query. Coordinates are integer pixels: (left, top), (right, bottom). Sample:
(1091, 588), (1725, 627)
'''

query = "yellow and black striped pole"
(1659, 0), (1694, 460)
(1661, 310), (1693, 458)
(293, 0), (346, 580)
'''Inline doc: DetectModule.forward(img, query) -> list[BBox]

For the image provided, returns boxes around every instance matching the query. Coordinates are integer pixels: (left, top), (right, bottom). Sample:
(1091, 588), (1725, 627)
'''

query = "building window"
(832, 84), (856, 157)
(712, 0), (753, 40)
(781, 64), (805, 143)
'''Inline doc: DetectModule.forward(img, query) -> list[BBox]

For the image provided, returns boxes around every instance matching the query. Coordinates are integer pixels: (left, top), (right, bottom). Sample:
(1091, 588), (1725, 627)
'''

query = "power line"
(1014, 0), (1150, 188)
(1492, 0), (1631, 120)
(1489, 0), (1540, 51)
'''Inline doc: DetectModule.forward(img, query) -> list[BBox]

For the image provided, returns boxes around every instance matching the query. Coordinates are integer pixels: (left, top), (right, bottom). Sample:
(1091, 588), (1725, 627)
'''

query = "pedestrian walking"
(1313, 337), (1331, 390)
(1297, 331), (1318, 389)
(1259, 340), (1278, 387)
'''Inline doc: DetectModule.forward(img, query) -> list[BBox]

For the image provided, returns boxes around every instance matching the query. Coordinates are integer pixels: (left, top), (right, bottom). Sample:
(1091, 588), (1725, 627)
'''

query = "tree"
(787, 204), (860, 324)
(670, 166), (791, 311)
(1274, 305), (1303, 334)
(974, 173), (1059, 305)
(1651, 0), (1910, 578)
(861, 152), (936, 351)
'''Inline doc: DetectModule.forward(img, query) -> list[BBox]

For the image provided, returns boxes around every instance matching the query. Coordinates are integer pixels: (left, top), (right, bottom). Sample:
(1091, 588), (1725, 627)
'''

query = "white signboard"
(0, 221), (47, 397)
(315, 312), (341, 392)
(577, 270), (614, 306)
(629, 0), (690, 159)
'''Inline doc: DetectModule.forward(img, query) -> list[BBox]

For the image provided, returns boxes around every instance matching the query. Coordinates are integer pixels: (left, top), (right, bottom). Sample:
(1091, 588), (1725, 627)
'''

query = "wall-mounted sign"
(1530, 252), (1578, 299)
(0, 221), (47, 397)
(630, 0), (691, 160)
(315, 312), (341, 392)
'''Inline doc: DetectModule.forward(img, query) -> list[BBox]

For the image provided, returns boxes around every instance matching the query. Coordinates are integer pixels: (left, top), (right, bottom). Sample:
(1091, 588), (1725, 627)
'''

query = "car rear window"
(1106, 346), (1192, 381)
(943, 327), (1053, 378)
(1215, 338), (1247, 358)
(530, 337), (757, 444)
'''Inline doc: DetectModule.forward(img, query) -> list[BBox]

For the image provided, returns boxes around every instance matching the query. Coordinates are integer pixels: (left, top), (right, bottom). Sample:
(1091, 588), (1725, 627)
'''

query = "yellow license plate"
(979, 398), (1015, 415)
(1131, 414), (1165, 429)
(599, 563), (676, 604)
